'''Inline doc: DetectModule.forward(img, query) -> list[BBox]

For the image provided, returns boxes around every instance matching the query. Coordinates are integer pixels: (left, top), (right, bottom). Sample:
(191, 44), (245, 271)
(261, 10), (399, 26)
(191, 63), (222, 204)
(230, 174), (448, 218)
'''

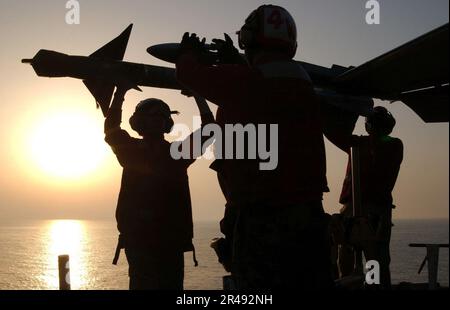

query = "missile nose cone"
(146, 45), (158, 56)
(147, 43), (180, 64)
(146, 44), (170, 58)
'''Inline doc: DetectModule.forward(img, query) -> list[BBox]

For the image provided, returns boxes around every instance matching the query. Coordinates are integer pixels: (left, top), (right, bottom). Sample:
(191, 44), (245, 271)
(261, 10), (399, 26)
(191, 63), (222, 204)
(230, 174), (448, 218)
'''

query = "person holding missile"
(104, 81), (214, 290)
(176, 5), (333, 289)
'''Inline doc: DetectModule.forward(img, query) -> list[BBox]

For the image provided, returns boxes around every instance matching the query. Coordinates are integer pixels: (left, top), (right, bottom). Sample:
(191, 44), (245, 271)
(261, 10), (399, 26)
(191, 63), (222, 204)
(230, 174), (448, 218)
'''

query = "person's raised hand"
(115, 79), (142, 96)
(180, 32), (206, 55)
(211, 33), (243, 64)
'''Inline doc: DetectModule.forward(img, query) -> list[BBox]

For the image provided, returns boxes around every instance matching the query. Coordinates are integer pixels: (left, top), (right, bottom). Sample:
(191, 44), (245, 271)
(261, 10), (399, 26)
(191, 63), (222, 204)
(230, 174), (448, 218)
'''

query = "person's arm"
(104, 87), (127, 136)
(104, 84), (135, 148)
(194, 96), (215, 124)
(188, 96), (215, 155)
(321, 104), (359, 153)
(173, 96), (216, 166)
(104, 86), (151, 172)
(176, 33), (253, 107)
(323, 130), (353, 154)
(176, 52), (255, 108)
(104, 80), (141, 134)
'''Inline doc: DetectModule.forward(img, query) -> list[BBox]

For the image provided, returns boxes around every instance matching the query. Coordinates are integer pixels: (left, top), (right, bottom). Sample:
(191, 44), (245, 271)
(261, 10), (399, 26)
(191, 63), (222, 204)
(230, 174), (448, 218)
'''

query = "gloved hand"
(211, 33), (244, 64)
(115, 78), (142, 95)
(180, 32), (206, 55)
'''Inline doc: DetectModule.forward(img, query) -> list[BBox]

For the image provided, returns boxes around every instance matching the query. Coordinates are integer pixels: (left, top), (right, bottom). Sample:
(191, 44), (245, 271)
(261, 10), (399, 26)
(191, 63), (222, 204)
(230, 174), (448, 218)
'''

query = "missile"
(22, 23), (449, 123)
(147, 42), (373, 116)
(147, 42), (353, 87)
(22, 24), (181, 116)
(23, 24), (373, 118)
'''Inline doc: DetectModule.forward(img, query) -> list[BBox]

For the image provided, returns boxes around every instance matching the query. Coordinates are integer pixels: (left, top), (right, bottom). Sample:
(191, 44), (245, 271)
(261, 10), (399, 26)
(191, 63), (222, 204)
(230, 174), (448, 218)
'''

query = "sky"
(0, 0), (448, 222)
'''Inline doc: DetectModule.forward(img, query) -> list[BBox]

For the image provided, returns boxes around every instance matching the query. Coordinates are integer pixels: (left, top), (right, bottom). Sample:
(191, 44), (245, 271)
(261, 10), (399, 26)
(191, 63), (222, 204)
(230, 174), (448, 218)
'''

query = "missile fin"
(90, 24), (133, 61)
(83, 79), (115, 116)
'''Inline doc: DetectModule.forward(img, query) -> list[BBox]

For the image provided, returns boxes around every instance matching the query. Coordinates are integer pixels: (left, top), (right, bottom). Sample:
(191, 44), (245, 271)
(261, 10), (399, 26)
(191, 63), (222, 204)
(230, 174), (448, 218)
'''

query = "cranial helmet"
(365, 106), (396, 136)
(129, 98), (179, 134)
(237, 4), (298, 58)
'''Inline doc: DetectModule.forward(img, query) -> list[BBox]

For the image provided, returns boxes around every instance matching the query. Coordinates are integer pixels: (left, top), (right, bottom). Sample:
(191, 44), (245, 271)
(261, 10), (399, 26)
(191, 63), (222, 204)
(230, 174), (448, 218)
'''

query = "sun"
(27, 109), (109, 180)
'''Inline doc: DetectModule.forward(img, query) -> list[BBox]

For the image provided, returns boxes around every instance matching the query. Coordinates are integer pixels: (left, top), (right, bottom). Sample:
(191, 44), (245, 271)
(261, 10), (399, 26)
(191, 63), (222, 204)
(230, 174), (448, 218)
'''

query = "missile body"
(23, 49), (181, 90)
(22, 24), (373, 117)
(147, 43), (373, 115)
(147, 43), (352, 90)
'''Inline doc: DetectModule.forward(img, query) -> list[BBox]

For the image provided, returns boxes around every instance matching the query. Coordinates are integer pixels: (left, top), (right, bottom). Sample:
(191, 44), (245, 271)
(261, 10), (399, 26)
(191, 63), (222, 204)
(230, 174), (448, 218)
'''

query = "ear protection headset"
(129, 98), (178, 135)
(365, 106), (396, 136)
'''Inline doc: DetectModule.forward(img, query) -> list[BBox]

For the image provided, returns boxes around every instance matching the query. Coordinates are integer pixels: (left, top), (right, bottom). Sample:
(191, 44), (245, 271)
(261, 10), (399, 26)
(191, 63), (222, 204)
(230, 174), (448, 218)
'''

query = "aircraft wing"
(333, 23), (449, 122)
(400, 84), (449, 123)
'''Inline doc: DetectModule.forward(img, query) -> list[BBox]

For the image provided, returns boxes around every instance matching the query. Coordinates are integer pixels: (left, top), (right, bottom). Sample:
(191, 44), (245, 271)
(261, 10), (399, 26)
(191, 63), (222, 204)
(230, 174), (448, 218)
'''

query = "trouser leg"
(365, 209), (392, 289)
(232, 202), (334, 289)
(125, 247), (184, 290)
(338, 243), (355, 277)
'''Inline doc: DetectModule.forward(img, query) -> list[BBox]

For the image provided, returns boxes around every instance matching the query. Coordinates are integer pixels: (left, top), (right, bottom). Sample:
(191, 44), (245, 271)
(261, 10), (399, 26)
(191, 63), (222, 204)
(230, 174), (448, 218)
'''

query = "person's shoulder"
(105, 128), (133, 144)
(359, 135), (402, 144)
(389, 136), (402, 142)
(388, 136), (404, 150)
(134, 137), (147, 145)
(377, 136), (403, 154)
(385, 136), (403, 146)
(351, 134), (366, 145)
(256, 60), (312, 83)
(120, 132), (145, 147)
(120, 130), (142, 143)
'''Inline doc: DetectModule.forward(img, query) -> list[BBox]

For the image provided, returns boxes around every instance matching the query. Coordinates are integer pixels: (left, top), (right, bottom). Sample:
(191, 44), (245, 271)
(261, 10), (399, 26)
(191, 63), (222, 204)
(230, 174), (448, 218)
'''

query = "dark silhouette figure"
(176, 5), (333, 289)
(105, 83), (214, 290)
(324, 106), (403, 289)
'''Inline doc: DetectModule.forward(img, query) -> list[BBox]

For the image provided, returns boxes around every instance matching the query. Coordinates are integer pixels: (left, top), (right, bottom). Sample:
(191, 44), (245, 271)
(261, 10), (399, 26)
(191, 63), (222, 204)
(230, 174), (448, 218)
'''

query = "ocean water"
(0, 219), (448, 290)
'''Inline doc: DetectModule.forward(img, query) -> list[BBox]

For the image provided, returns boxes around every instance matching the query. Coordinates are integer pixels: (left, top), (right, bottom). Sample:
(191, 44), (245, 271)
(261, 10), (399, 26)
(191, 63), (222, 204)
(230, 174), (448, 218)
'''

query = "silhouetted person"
(324, 106), (403, 289)
(105, 83), (214, 290)
(176, 5), (333, 289)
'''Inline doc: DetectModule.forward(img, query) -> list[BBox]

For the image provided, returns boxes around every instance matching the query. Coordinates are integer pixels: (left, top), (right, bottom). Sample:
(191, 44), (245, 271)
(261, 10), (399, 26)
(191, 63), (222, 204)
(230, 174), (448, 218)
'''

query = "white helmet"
(237, 5), (298, 58)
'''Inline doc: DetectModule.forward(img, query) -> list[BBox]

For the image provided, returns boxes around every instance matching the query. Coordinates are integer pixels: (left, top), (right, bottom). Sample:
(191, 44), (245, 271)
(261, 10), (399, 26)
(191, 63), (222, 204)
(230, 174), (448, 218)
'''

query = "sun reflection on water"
(44, 220), (88, 289)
